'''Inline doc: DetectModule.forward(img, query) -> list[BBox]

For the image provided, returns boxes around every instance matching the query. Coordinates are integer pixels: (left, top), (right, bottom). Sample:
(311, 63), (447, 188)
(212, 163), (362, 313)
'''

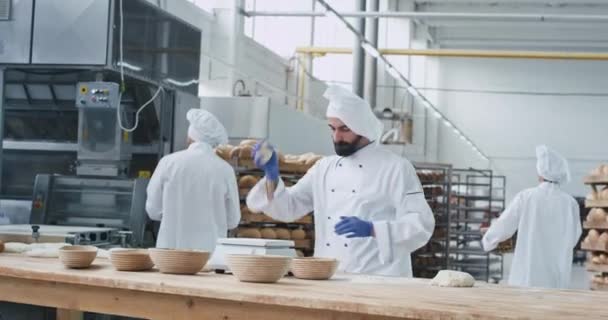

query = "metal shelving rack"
(448, 168), (506, 282)
(412, 163), (452, 279)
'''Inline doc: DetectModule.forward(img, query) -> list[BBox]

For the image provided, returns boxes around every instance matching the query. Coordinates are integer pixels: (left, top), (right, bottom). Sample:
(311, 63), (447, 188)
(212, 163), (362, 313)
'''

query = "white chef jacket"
(482, 182), (581, 288)
(247, 143), (434, 276)
(146, 142), (241, 252)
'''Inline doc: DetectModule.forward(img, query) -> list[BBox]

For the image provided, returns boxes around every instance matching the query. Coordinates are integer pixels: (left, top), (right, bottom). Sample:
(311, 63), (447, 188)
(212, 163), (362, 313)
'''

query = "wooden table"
(0, 254), (605, 320)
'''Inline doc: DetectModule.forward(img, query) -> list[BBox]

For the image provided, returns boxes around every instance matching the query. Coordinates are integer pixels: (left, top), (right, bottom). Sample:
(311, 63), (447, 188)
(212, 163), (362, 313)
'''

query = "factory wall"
(434, 57), (608, 202)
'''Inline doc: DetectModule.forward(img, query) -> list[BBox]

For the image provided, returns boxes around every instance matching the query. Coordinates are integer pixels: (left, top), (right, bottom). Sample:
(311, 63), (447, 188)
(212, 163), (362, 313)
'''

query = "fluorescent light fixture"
(443, 120), (453, 128)
(117, 61), (142, 72)
(452, 128), (460, 135)
(422, 100), (432, 109)
(433, 110), (442, 119)
(361, 42), (380, 58)
(164, 78), (199, 87)
(407, 86), (420, 98)
(386, 65), (400, 79)
(459, 135), (466, 141)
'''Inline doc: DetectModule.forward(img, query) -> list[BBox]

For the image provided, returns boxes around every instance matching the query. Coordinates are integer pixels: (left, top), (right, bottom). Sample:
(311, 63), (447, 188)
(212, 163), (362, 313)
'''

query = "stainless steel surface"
(1, 141), (159, 154)
(30, 174), (151, 247)
(173, 91), (200, 152)
(31, 0), (110, 65)
(201, 97), (270, 141)
(0, 68), (4, 190)
(0, 199), (31, 224)
(0, 0), (10, 20)
(0, 0), (32, 64)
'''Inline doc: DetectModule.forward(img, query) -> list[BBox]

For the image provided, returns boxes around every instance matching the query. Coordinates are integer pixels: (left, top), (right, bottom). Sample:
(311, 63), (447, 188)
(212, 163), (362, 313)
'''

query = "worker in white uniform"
(482, 145), (581, 289)
(246, 85), (435, 277)
(146, 109), (240, 252)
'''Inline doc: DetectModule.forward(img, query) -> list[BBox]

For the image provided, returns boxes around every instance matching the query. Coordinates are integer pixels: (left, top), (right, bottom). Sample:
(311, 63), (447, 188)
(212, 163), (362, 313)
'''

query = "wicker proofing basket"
(291, 257), (339, 280)
(109, 249), (154, 271)
(148, 248), (210, 275)
(58, 245), (98, 269)
(226, 254), (292, 283)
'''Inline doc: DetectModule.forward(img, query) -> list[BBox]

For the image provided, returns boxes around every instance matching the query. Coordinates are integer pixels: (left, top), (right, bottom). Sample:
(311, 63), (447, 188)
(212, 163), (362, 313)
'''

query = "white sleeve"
(246, 163), (316, 222)
(145, 157), (167, 221)
(482, 192), (523, 252)
(571, 200), (582, 248)
(373, 161), (435, 263)
(225, 170), (241, 230)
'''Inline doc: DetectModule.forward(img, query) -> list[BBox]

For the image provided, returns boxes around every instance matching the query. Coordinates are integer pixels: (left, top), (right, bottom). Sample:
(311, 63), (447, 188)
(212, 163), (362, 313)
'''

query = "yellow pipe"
(295, 46), (608, 61)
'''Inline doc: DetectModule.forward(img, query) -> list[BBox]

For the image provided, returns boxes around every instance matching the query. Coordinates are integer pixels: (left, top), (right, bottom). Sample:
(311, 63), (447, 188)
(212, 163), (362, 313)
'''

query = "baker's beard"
(334, 136), (363, 157)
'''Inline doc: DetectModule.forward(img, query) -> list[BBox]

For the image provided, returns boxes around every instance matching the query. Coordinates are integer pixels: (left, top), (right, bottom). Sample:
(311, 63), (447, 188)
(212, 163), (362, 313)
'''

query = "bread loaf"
(599, 232), (608, 244)
(260, 228), (277, 239)
(275, 228), (291, 240)
(587, 191), (599, 201)
(214, 145), (234, 161)
(239, 139), (258, 147)
(588, 208), (606, 222)
(599, 254), (608, 264)
(229, 147), (242, 160)
(238, 146), (254, 160)
(589, 229), (600, 242)
(291, 229), (306, 240)
(602, 188), (608, 200)
(237, 228), (261, 238)
(238, 175), (259, 188)
(602, 164), (608, 176)
(592, 256), (602, 264)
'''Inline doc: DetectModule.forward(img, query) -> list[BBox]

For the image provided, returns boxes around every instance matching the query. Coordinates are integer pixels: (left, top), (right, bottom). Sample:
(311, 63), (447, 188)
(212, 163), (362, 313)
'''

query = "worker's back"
(146, 142), (240, 252)
(509, 182), (581, 288)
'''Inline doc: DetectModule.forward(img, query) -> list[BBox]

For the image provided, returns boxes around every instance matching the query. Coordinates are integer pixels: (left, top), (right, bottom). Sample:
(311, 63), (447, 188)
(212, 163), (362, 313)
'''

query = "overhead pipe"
(242, 10), (608, 23)
(352, 0), (366, 98)
(296, 46), (608, 61)
(363, 0), (379, 108)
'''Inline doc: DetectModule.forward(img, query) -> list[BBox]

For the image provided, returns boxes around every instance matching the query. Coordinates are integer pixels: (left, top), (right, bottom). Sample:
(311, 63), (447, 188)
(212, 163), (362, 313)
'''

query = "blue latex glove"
(334, 216), (374, 238)
(252, 140), (280, 182)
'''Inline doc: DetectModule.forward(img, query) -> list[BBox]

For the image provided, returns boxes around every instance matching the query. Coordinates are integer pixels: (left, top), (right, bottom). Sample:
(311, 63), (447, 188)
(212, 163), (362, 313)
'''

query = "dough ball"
(430, 270), (475, 287)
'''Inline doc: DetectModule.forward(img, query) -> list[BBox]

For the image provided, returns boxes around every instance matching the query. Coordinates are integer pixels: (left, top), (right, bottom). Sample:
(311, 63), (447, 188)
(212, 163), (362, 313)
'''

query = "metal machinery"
(0, 0), (202, 250)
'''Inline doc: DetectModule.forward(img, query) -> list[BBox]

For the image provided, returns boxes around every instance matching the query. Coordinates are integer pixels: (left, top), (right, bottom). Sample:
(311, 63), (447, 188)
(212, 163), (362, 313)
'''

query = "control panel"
(76, 82), (120, 109)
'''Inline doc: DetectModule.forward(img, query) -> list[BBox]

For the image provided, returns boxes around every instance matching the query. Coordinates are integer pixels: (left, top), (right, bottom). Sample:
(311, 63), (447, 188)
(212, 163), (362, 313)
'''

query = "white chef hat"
(536, 145), (570, 184)
(186, 109), (228, 147)
(324, 85), (383, 143)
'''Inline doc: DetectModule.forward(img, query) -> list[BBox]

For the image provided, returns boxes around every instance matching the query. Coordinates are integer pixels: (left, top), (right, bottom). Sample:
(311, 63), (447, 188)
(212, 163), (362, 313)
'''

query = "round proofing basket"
(291, 257), (339, 280)
(148, 248), (210, 275)
(109, 249), (154, 271)
(226, 254), (292, 283)
(58, 245), (98, 269)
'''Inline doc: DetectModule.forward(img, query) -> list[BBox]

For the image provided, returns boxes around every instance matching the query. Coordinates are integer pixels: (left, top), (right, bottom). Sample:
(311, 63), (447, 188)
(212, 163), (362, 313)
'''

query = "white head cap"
(324, 85), (383, 143)
(536, 145), (570, 184)
(186, 109), (228, 147)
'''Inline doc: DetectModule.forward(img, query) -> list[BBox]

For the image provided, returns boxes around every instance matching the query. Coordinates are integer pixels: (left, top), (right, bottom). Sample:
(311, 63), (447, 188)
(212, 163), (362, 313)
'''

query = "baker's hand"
(334, 216), (374, 238)
(252, 140), (279, 182)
